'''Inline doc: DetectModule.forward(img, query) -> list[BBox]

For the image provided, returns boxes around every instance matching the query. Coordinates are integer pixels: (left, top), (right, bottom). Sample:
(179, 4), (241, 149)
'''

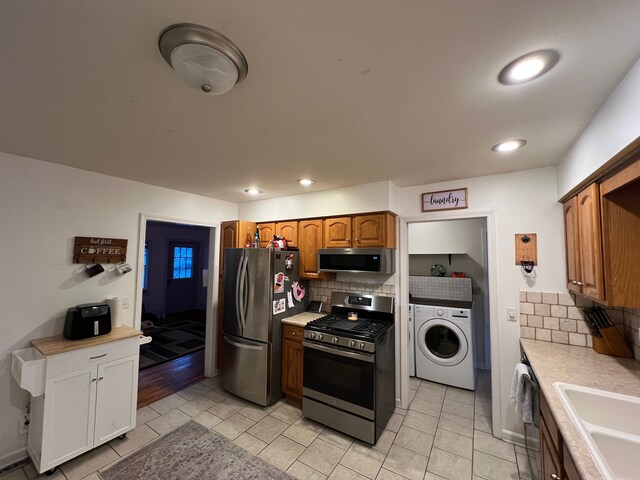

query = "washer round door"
(416, 319), (468, 367)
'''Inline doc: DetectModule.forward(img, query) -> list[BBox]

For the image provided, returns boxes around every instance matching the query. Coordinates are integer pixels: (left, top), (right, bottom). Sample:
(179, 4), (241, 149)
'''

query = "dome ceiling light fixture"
(244, 188), (263, 195)
(491, 139), (527, 152)
(298, 178), (315, 186)
(159, 23), (248, 95)
(498, 49), (559, 85)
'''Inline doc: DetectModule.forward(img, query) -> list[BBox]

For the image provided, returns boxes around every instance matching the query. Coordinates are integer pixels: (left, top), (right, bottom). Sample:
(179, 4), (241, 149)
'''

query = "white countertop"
(520, 338), (640, 480)
(282, 311), (326, 327)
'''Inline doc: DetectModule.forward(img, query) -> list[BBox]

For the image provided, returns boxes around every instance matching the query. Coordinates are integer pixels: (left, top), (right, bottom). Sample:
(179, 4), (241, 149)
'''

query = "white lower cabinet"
(28, 338), (139, 473)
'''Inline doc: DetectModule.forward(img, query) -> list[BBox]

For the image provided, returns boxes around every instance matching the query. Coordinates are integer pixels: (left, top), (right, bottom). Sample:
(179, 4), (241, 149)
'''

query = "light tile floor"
(2, 371), (535, 480)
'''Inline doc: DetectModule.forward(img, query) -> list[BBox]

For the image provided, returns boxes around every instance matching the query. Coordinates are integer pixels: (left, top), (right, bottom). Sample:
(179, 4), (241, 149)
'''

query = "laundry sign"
(73, 236), (128, 264)
(421, 188), (468, 212)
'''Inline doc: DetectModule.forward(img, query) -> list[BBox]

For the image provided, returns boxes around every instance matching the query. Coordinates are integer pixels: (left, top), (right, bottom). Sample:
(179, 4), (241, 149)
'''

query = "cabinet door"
(41, 367), (96, 470)
(324, 217), (352, 247)
(541, 417), (563, 480)
(354, 214), (383, 247)
(299, 220), (324, 279)
(94, 355), (138, 445)
(281, 338), (303, 401)
(276, 221), (298, 248)
(577, 184), (604, 301)
(258, 223), (276, 247)
(563, 196), (582, 294)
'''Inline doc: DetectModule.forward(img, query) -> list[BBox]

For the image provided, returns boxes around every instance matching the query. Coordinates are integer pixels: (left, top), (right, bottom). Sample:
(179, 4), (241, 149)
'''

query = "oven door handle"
(302, 341), (374, 363)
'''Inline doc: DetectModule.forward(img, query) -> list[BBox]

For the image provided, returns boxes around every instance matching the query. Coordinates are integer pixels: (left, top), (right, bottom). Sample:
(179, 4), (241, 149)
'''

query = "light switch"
(122, 296), (130, 309)
(507, 307), (517, 321)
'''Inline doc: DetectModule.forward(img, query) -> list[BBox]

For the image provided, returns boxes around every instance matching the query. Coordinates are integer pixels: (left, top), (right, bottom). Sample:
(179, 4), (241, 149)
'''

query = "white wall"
(396, 167), (566, 439)
(0, 152), (237, 466)
(556, 56), (640, 198)
(238, 181), (392, 220)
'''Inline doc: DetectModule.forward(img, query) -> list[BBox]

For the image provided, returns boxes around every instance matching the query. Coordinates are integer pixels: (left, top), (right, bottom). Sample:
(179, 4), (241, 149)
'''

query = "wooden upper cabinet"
(257, 223), (276, 248)
(276, 221), (298, 248)
(577, 184), (604, 301)
(354, 213), (396, 248)
(220, 220), (256, 274)
(600, 160), (640, 307)
(323, 213), (397, 248)
(324, 217), (352, 248)
(299, 220), (324, 279)
(563, 197), (581, 294)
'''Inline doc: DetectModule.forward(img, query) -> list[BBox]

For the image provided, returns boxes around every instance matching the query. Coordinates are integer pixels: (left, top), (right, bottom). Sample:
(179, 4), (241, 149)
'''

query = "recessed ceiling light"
(298, 178), (315, 186)
(491, 139), (527, 152)
(498, 49), (559, 85)
(244, 188), (263, 195)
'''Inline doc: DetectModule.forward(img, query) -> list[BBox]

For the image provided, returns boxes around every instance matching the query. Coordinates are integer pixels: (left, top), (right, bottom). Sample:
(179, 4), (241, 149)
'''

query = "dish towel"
(510, 362), (536, 424)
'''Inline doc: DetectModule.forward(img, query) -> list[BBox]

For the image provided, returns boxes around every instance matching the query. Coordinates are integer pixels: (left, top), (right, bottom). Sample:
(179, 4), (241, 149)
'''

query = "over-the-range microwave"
(317, 248), (395, 274)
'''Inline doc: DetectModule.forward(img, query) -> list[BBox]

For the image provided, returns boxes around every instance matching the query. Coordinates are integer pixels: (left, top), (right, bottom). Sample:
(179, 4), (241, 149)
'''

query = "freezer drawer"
(221, 334), (270, 406)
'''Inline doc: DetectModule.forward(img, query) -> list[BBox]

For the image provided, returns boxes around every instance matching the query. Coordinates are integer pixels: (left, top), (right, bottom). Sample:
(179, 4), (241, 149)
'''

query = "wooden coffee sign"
(421, 188), (468, 212)
(73, 237), (128, 264)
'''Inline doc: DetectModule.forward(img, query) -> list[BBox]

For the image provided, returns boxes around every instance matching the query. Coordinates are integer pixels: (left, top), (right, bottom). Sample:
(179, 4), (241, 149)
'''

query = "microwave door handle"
(302, 341), (374, 363)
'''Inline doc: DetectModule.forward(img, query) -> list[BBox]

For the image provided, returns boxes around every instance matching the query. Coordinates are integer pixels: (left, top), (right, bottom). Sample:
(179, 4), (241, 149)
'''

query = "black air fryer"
(64, 303), (112, 340)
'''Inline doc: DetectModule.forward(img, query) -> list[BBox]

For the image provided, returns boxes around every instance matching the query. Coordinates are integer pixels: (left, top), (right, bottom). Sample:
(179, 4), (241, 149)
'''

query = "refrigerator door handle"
(239, 253), (249, 332)
(234, 251), (244, 334)
(242, 256), (250, 330)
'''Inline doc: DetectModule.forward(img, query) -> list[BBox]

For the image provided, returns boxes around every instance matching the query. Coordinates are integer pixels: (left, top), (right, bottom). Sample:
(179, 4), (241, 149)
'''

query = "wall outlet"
(18, 417), (28, 435)
(507, 307), (517, 322)
(122, 296), (130, 309)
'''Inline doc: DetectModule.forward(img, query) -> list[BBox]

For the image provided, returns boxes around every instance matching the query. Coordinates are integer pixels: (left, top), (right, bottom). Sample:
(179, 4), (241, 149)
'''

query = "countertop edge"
(520, 338), (640, 480)
(31, 325), (141, 356)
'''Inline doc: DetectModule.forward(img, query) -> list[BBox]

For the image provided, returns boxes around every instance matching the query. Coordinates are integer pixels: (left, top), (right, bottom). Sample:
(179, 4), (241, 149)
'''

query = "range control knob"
(349, 340), (356, 348)
(310, 332), (316, 339)
(360, 342), (365, 350)
(332, 337), (339, 344)
(437, 309), (444, 316)
(318, 334), (324, 340)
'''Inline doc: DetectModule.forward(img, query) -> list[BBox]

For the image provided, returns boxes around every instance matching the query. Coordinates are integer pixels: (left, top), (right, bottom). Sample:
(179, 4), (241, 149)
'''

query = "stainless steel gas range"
(302, 292), (395, 445)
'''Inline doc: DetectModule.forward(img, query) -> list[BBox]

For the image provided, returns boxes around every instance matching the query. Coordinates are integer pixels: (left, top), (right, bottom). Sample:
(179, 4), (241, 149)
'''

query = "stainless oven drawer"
(303, 397), (375, 444)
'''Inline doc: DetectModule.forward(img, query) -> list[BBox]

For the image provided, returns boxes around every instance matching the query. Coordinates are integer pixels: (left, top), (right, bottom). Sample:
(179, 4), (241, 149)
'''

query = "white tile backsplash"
(409, 276), (473, 302)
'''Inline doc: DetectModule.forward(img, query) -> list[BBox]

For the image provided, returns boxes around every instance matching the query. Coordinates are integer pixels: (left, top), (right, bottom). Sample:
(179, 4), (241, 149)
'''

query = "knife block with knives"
(583, 307), (634, 359)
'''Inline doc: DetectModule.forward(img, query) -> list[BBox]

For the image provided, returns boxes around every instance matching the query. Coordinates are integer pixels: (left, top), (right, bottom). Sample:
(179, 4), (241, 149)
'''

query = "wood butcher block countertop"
(281, 312), (326, 327)
(31, 325), (141, 356)
(520, 338), (640, 480)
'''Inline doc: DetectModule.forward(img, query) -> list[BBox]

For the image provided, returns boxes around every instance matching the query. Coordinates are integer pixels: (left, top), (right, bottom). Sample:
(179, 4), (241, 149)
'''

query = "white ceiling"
(1, 1), (640, 203)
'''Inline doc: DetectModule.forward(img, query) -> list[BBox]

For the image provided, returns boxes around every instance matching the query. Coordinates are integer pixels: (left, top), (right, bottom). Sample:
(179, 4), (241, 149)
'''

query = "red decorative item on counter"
(451, 272), (466, 278)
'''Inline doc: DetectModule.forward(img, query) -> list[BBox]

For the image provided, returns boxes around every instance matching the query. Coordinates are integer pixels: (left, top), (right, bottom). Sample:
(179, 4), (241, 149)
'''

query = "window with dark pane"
(172, 245), (193, 279)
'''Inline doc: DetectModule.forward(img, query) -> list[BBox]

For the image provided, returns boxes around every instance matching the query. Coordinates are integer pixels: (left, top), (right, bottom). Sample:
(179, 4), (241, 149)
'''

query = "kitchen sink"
(554, 382), (640, 480)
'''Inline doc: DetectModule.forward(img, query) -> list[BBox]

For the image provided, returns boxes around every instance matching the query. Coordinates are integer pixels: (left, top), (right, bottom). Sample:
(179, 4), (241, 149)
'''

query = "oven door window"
(303, 343), (374, 411)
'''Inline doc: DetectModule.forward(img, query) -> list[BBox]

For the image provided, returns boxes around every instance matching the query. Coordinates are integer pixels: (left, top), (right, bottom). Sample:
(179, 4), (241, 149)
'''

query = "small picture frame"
(421, 188), (468, 212)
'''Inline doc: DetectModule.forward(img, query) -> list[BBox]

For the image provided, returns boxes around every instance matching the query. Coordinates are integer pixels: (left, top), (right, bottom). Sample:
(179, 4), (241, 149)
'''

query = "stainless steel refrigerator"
(222, 248), (308, 406)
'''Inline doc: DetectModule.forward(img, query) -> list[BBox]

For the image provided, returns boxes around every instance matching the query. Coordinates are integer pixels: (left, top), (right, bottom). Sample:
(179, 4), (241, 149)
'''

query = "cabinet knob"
(550, 474), (560, 480)
(571, 280), (578, 285)
(576, 281), (584, 286)
(292, 332), (296, 336)
(99, 376), (104, 381)
(91, 378), (97, 382)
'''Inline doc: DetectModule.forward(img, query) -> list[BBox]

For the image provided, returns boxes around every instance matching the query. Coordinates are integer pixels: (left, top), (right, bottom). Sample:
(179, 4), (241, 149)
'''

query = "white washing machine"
(414, 304), (476, 390)
(408, 304), (415, 377)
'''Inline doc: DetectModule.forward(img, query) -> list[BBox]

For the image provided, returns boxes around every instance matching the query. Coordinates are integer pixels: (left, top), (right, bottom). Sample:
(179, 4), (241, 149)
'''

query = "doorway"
(398, 211), (500, 436)
(135, 217), (218, 407)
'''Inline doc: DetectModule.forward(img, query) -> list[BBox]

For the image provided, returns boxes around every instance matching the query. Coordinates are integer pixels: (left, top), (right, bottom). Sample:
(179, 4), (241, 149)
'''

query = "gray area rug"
(99, 421), (294, 480)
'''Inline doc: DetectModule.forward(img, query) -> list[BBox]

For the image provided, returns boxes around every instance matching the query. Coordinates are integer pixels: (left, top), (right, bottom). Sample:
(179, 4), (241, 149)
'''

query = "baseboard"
(0, 447), (28, 473)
